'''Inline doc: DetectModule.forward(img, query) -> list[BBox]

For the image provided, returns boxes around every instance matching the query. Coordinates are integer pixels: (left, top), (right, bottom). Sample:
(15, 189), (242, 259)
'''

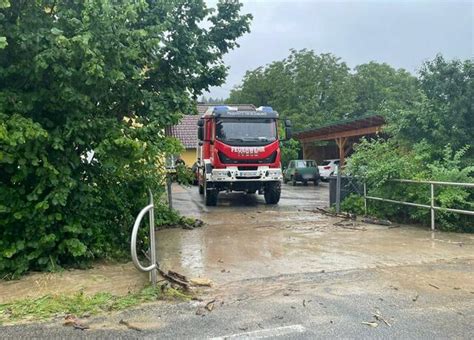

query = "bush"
(0, 0), (251, 277)
(344, 139), (474, 232)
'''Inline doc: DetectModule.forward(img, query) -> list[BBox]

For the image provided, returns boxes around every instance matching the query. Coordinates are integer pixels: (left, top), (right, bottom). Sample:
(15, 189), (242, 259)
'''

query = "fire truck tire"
(204, 181), (218, 206)
(205, 189), (218, 206)
(264, 182), (281, 204)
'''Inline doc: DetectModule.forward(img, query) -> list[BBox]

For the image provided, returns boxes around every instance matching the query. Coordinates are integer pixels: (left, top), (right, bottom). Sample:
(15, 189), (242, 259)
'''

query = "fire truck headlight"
(267, 169), (282, 178)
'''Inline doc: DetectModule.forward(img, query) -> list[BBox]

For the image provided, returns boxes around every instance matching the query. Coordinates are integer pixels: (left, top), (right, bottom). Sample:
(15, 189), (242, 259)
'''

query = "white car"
(318, 159), (340, 180)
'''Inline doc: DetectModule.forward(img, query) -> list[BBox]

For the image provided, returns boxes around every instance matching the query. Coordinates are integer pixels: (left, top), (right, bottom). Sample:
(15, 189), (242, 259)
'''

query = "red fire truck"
(197, 105), (292, 206)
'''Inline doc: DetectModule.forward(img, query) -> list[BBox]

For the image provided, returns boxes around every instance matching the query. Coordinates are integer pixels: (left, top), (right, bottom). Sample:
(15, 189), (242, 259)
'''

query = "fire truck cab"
(197, 105), (292, 206)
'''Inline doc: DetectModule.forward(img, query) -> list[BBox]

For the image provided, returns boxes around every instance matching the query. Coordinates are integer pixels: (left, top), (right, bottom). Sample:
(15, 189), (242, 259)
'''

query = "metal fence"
(363, 179), (474, 231)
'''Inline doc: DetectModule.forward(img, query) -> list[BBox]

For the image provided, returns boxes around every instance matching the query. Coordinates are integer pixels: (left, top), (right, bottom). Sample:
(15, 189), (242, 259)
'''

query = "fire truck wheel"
(264, 182), (281, 204)
(204, 183), (218, 206)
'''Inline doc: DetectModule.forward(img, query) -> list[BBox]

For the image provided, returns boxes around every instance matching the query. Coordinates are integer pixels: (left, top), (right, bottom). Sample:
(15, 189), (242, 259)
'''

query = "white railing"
(363, 179), (474, 230)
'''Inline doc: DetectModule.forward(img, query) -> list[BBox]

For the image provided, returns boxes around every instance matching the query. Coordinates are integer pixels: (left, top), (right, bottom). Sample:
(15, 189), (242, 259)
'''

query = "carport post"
(335, 166), (341, 213)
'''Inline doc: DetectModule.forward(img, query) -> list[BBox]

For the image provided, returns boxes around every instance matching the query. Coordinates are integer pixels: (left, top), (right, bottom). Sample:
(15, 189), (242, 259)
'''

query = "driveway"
(2, 183), (473, 338)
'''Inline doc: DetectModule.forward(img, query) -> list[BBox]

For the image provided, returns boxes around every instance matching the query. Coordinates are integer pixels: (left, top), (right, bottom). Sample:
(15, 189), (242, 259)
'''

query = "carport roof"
(294, 114), (385, 141)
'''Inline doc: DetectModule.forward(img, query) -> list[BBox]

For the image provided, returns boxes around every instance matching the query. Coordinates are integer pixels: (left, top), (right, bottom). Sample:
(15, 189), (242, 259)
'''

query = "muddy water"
(1, 183), (473, 304)
(156, 184), (474, 286)
(0, 262), (148, 304)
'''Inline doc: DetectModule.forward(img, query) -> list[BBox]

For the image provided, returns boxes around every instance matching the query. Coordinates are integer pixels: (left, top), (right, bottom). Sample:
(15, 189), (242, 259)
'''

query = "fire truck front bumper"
(207, 167), (282, 182)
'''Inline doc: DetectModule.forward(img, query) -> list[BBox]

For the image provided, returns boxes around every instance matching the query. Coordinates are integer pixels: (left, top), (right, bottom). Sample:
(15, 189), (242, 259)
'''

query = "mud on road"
(159, 183), (474, 288)
(2, 183), (473, 338)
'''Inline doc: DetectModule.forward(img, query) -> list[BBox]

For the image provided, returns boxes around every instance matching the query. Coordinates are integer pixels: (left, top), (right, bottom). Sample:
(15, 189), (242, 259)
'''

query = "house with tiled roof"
(166, 103), (255, 166)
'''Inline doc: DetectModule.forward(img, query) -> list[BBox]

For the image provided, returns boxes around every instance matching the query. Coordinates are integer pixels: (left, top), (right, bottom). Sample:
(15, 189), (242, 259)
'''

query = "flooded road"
(157, 183), (474, 288)
(1, 183), (472, 305)
(2, 183), (473, 337)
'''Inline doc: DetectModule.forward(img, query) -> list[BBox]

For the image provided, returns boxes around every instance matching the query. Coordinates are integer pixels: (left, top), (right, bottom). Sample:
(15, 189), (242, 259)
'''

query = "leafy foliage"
(227, 49), (419, 131)
(346, 140), (474, 232)
(280, 139), (300, 168)
(387, 55), (474, 162)
(0, 0), (251, 277)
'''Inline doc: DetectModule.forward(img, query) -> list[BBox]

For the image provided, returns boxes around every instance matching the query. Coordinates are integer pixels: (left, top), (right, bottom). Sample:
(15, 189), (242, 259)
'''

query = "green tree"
(351, 62), (420, 118)
(0, 0), (251, 277)
(228, 49), (353, 131)
(389, 55), (473, 160)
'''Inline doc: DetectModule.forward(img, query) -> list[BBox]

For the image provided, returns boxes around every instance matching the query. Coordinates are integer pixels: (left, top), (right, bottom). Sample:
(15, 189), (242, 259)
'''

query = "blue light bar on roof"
(256, 106), (273, 113)
(213, 106), (229, 114)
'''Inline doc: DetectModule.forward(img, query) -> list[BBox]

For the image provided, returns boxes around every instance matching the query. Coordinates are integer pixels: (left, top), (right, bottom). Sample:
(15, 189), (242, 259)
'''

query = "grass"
(0, 284), (191, 324)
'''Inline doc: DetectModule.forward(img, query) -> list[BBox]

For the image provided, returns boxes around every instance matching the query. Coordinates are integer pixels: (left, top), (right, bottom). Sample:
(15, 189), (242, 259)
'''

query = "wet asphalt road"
(2, 183), (473, 338)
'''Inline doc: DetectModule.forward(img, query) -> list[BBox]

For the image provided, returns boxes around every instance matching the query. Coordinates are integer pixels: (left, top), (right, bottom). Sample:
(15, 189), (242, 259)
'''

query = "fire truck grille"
(218, 151), (277, 165)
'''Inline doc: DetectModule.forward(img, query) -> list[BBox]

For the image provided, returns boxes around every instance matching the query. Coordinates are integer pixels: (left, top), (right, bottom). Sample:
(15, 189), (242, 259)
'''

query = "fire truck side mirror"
(284, 120), (292, 140)
(197, 118), (204, 141)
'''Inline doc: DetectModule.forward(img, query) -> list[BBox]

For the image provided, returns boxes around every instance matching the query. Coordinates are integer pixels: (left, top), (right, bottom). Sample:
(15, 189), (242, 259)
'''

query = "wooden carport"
(294, 115), (385, 167)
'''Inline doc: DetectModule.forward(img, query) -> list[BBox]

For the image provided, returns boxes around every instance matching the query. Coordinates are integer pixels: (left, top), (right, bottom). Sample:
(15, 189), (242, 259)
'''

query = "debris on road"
(119, 319), (142, 332)
(158, 268), (190, 290)
(428, 283), (440, 289)
(361, 321), (378, 328)
(64, 314), (89, 330)
(181, 218), (204, 230)
(334, 220), (367, 231)
(205, 299), (216, 311)
(361, 217), (392, 226)
(412, 294), (419, 302)
(373, 312), (392, 327)
(310, 207), (356, 219)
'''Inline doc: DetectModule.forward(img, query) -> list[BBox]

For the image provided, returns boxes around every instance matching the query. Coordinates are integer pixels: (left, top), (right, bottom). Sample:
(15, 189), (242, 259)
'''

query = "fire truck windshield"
(216, 118), (277, 146)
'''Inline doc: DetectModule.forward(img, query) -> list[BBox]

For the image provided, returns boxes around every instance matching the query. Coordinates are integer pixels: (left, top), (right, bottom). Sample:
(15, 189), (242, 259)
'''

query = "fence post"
(363, 182), (367, 216)
(430, 183), (435, 231)
(335, 166), (341, 213)
(167, 174), (173, 210)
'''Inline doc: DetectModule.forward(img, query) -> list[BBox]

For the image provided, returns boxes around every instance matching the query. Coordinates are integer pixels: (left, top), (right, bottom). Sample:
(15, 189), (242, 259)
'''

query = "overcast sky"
(205, 0), (473, 99)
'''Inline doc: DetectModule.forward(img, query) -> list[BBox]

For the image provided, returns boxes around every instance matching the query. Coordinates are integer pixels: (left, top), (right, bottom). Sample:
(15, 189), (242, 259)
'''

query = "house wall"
(181, 148), (197, 166)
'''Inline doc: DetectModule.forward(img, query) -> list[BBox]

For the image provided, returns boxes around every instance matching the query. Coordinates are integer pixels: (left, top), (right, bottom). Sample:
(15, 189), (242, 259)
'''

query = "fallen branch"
(313, 207), (356, 219)
(140, 249), (190, 290)
(361, 217), (392, 226)
(157, 268), (190, 290)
